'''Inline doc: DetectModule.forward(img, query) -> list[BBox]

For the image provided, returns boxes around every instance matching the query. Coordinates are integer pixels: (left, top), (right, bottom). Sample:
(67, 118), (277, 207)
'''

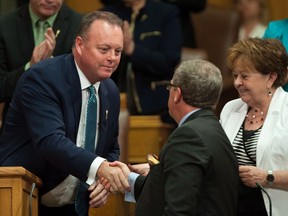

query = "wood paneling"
(0, 167), (42, 216)
(128, 115), (173, 164)
(64, 0), (103, 14)
(267, 0), (288, 21)
(89, 194), (135, 216)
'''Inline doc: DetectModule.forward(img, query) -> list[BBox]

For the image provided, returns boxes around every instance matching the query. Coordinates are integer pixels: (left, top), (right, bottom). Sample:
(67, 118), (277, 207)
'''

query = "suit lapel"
(95, 82), (110, 156)
(65, 54), (82, 136)
(52, 6), (70, 55)
(224, 104), (247, 143)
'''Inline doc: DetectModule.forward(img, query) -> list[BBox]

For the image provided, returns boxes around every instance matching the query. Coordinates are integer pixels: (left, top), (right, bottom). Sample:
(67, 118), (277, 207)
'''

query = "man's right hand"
(97, 161), (130, 194)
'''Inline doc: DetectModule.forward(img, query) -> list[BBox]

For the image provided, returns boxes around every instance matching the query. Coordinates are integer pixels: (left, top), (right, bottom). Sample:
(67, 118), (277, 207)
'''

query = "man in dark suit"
(0, 0), (82, 131)
(0, 11), (130, 216)
(114, 59), (239, 215)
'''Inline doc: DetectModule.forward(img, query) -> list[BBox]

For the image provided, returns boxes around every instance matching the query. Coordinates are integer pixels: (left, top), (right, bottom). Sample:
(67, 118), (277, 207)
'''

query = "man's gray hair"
(173, 59), (223, 110)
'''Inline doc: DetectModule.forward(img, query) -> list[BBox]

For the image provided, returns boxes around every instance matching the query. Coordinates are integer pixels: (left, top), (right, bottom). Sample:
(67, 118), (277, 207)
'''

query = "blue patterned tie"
(84, 85), (97, 152)
(75, 85), (97, 215)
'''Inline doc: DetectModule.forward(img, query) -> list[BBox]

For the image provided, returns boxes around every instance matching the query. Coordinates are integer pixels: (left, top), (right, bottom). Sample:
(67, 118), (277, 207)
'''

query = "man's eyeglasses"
(166, 83), (178, 91)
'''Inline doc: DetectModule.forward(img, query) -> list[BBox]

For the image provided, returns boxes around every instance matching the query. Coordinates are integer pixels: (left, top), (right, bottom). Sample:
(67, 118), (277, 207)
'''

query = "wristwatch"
(266, 170), (274, 186)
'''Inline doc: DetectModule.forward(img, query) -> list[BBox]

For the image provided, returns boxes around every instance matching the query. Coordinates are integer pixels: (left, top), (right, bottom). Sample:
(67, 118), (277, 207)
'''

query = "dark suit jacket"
(134, 109), (239, 216)
(0, 54), (120, 195)
(0, 4), (82, 128)
(102, 0), (182, 115)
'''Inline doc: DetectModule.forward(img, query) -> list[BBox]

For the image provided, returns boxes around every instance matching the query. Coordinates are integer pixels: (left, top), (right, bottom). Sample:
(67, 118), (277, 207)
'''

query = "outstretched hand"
(97, 161), (130, 194)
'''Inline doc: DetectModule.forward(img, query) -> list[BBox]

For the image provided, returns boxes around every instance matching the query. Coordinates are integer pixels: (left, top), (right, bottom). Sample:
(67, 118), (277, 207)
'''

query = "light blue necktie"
(75, 85), (97, 216)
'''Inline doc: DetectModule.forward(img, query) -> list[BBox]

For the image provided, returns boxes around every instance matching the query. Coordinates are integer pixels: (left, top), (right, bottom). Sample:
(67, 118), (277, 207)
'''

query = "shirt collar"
(74, 60), (100, 92)
(178, 108), (201, 127)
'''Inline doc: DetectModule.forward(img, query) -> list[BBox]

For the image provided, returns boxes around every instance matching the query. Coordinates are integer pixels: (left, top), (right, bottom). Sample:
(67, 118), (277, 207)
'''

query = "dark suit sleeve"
(134, 175), (147, 201)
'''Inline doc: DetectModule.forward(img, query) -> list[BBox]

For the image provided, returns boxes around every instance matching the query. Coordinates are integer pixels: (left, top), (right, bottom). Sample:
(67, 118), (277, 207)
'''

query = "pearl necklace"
(245, 108), (265, 124)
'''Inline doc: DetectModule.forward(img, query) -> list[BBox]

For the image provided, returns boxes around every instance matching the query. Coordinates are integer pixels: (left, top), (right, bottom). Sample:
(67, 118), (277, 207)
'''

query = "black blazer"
(134, 109), (239, 216)
(0, 4), (82, 128)
(0, 54), (120, 195)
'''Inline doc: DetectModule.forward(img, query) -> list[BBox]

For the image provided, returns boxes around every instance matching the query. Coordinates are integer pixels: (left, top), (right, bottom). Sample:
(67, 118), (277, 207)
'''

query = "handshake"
(97, 160), (151, 193)
(88, 157), (156, 208)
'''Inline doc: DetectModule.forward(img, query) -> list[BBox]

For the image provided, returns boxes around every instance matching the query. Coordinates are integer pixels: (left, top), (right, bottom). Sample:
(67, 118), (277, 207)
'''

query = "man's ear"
(174, 87), (182, 103)
(75, 36), (84, 55)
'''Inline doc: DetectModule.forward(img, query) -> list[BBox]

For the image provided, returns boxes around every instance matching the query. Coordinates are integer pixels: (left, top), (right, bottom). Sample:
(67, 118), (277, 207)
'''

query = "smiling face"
(74, 20), (124, 84)
(30, 0), (63, 20)
(232, 58), (276, 107)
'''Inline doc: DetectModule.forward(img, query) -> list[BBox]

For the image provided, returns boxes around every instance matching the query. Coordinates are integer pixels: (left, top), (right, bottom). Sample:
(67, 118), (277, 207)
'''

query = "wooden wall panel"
(267, 0), (288, 21)
(208, 0), (233, 9)
(64, 0), (103, 14)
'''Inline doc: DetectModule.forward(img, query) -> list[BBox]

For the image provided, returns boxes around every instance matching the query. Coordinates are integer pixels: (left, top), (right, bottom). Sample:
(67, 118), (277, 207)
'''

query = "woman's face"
(232, 58), (273, 106)
(236, 0), (262, 20)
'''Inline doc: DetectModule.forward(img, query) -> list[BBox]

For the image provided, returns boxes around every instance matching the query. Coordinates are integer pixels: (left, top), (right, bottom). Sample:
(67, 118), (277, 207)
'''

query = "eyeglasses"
(166, 83), (178, 91)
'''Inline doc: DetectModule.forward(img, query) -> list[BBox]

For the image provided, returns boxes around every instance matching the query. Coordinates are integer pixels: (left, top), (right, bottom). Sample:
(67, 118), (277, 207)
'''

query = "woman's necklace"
(245, 108), (265, 125)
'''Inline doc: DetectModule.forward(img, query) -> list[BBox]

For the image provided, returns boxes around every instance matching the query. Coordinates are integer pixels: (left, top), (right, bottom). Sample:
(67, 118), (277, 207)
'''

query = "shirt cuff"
(124, 172), (139, 203)
(86, 156), (106, 185)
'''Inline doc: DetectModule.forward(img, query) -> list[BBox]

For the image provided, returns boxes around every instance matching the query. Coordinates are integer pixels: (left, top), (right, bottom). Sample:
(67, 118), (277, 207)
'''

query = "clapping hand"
(30, 27), (56, 66)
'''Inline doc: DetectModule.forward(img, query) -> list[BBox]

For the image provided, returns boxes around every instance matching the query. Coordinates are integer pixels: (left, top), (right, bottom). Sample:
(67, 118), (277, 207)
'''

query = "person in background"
(262, 18), (288, 91)
(235, 0), (267, 40)
(263, 18), (288, 51)
(0, 11), (130, 216)
(220, 37), (288, 216)
(113, 59), (239, 216)
(100, 0), (206, 48)
(101, 0), (182, 124)
(0, 0), (82, 132)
